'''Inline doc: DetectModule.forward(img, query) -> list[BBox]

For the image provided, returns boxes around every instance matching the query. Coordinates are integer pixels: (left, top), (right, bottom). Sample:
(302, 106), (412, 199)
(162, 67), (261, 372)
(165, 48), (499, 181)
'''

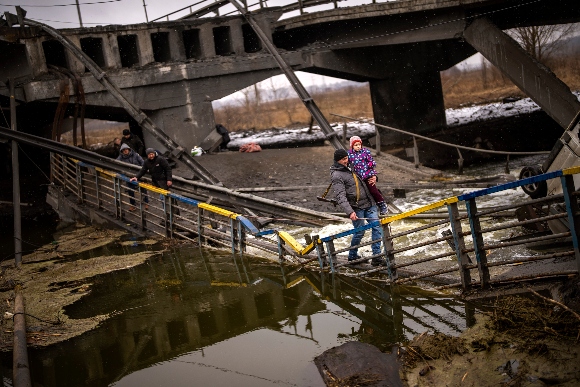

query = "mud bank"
(0, 224), (163, 351)
(401, 286), (580, 387)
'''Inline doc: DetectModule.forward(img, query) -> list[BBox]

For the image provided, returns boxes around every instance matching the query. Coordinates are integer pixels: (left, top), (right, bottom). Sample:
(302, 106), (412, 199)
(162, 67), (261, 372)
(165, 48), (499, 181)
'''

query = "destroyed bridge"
(1, 0), (579, 158)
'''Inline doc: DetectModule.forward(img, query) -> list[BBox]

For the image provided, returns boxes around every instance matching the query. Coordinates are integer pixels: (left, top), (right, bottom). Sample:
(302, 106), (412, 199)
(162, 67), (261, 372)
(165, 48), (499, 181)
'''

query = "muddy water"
(0, 156), (542, 386)
(1, 245), (476, 386)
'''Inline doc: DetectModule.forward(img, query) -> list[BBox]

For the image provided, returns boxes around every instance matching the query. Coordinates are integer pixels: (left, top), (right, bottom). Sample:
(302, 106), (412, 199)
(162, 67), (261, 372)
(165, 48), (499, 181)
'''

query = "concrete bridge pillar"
(199, 25), (217, 59)
(369, 71), (446, 146)
(168, 29), (186, 62)
(136, 30), (155, 66)
(145, 101), (216, 155)
(104, 33), (122, 69)
(229, 19), (245, 56)
(65, 35), (86, 73)
(24, 38), (47, 77)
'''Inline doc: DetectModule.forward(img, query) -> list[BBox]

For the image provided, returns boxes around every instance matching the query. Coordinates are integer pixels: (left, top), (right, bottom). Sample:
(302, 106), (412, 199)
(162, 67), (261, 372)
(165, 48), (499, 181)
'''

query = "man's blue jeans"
(349, 206), (382, 260)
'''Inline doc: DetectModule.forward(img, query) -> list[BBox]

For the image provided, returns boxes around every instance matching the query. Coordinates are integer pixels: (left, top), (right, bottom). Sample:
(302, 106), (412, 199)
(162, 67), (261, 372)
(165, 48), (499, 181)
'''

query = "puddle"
(1, 245), (478, 386)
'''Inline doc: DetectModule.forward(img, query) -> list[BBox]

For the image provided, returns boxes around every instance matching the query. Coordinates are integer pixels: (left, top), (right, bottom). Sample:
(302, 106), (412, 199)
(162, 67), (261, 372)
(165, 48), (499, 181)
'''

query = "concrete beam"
(463, 17), (580, 129)
(229, 19), (245, 56)
(104, 33), (122, 69)
(168, 29), (186, 62)
(23, 38), (46, 77)
(198, 24), (216, 59)
(65, 35), (86, 74)
(136, 30), (154, 66)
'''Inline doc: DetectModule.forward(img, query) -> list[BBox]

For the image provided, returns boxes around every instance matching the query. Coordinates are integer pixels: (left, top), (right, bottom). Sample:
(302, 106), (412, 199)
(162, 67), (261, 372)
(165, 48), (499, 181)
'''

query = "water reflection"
(2, 246), (476, 386)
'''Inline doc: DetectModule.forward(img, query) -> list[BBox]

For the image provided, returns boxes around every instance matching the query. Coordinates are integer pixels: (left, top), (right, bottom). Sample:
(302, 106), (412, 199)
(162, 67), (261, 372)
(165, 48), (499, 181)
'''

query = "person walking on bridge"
(121, 129), (144, 156)
(117, 143), (148, 211)
(330, 149), (386, 267)
(130, 148), (172, 190)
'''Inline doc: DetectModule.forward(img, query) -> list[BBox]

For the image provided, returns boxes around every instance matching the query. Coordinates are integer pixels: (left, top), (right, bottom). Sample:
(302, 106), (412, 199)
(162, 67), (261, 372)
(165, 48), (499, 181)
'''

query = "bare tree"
(508, 23), (579, 63)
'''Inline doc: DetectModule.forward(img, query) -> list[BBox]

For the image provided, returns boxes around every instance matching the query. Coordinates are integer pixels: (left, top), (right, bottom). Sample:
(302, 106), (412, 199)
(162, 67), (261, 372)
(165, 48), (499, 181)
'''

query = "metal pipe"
(142, 0), (149, 22)
(75, 0), (83, 27)
(13, 288), (32, 387)
(9, 79), (21, 268)
(332, 113), (551, 156)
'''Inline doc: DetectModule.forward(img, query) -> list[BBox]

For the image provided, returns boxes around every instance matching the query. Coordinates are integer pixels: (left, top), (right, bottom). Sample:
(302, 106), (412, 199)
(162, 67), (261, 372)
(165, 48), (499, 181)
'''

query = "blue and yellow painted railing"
(58, 156), (580, 287)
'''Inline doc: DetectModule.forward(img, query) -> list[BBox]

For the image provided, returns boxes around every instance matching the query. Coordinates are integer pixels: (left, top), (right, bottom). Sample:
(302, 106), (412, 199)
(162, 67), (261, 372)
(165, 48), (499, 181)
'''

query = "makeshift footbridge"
(36, 139), (580, 292)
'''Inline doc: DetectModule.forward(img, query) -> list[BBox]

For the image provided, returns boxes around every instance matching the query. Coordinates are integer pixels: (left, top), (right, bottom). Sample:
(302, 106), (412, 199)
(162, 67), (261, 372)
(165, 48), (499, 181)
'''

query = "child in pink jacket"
(348, 136), (389, 217)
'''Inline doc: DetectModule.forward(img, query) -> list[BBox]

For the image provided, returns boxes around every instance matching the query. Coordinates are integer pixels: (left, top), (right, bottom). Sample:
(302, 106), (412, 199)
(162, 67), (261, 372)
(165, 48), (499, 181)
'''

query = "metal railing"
(152, 0), (358, 22)
(50, 154), (580, 290)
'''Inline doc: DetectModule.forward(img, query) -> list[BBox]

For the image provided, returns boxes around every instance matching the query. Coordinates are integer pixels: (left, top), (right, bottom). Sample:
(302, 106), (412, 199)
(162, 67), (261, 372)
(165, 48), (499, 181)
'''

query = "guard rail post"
(381, 223), (397, 281)
(94, 171), (100, 210)
(561, 174), (580, 273)
(229, 218), (236, 256)
(237, 219), (246, 255)
(314, 236), (326, 270)
(113, 178), (122, 219)
(169, 196), (176, 238)
(138, 186), (146, 230)
(447, 202), (472, 290)
(76, 163), (83, 203)
(162, 194), (169, 235)
(277, 233), (284, 263)
(466, 198), (490, 289)
(325, 240), (337, 273)
(197, 207), (205, 245)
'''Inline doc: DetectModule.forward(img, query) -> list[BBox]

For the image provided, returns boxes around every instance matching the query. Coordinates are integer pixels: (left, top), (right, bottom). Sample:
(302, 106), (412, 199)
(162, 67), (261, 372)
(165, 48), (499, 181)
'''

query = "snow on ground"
(228, 92), (580, 149)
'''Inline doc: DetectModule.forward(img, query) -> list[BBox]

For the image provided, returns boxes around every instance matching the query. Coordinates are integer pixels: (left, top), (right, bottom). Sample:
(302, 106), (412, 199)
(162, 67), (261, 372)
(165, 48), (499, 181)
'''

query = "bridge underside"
(1, 0), (579, 154)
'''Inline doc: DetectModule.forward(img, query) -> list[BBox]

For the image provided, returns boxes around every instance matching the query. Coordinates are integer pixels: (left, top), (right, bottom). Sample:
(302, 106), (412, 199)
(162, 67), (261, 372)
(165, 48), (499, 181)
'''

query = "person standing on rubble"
(117, 143), (148, 211)
(330, 149), (386, 267)
(121, 128), (145, 156)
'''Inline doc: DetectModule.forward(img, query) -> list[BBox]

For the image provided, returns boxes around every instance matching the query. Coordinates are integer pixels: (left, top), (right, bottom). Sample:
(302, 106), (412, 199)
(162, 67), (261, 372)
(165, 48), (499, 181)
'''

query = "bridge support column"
(136, 30), (155, 66)
(369, 71), (446, 146)
(199, 25), (216, 59)
(145, 101), (216, 156)
(104, 34), (122, 69)
(65, 35), (86, 73)
(229, 19), (245, 55)
(24, 38), (47, 77)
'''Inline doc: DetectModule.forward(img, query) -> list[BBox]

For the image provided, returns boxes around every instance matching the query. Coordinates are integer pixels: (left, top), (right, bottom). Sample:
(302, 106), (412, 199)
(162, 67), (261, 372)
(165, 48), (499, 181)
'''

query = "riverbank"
(401, 284), (580, 386)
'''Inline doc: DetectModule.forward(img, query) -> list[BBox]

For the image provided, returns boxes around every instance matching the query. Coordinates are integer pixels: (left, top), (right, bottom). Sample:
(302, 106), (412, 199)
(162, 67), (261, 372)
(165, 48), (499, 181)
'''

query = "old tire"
(519, 165), (547, 199)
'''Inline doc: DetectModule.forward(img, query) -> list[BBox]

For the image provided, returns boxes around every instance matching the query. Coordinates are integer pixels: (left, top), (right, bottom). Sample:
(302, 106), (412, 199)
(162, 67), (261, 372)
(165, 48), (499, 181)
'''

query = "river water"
(0, 155), (543, 386)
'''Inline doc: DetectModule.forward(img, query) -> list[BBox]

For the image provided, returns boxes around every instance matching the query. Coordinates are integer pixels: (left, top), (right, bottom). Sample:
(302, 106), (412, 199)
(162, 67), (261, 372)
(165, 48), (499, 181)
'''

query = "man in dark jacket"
(130, 148), (172, 189)
(215, 124), (230, 151)
(117, 143), (148, 210)
(330, 149), (385, 266)
(121, 129), (145, 156)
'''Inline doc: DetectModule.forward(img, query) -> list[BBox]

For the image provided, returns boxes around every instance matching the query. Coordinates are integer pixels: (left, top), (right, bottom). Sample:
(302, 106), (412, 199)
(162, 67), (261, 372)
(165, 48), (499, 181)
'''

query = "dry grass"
(215, 52), (580, 132)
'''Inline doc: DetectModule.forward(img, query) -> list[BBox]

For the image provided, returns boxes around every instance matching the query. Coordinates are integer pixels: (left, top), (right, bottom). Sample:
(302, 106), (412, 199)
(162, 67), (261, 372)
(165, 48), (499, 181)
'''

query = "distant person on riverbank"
(330, 148), (385, 267)
(348, 136), (388, 217)
(117, 143), (148, 211)
(121, 129), (144, 156)
(215, 124), (230, 151)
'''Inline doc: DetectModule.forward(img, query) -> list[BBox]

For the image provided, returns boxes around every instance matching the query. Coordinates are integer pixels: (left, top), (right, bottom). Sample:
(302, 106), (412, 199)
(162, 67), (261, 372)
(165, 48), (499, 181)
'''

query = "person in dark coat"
(130, 148), (172, 190)
(117, 143), (148, 210)
(121, 129), (145, 156)
(215, 124), (230, 151)
(330, 148), (385, 266)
